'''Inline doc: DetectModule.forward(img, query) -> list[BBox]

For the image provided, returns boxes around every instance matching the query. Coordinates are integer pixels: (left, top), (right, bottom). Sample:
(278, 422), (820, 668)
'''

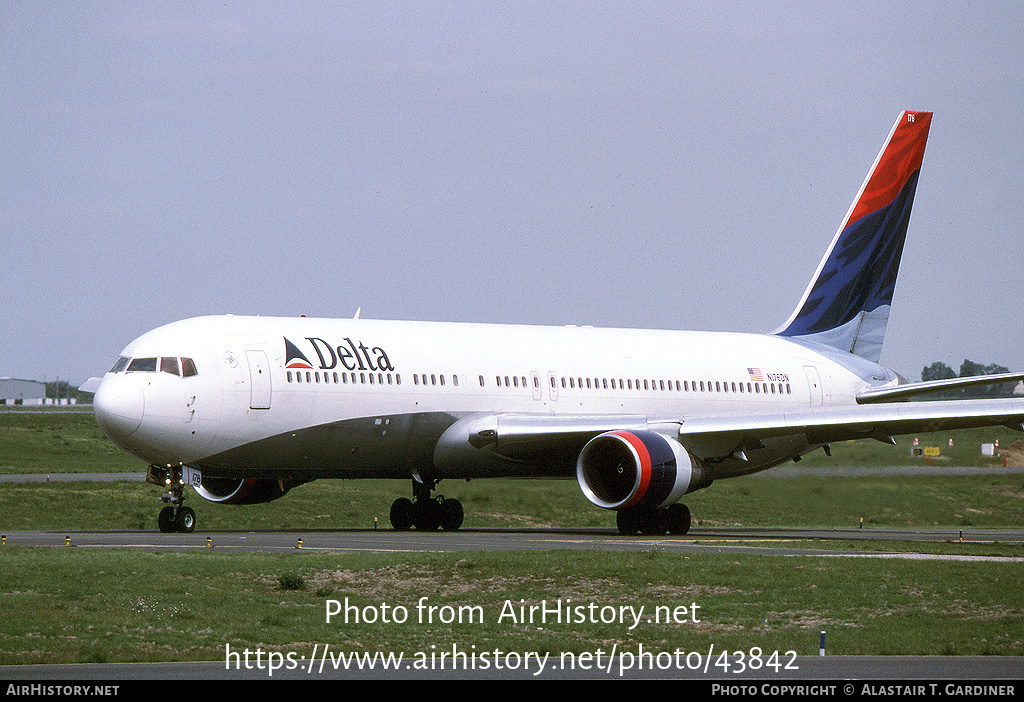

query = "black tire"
(158, 506), (177, 533)
(439, 498), (464, 531)
(667, 503), (691, 535)
(175, 506), (196, 533)
(413, 499), (441, 531)
(390, 497), (415, 530)
(639, 507), (669, 535)
(616, 508), (641, 535)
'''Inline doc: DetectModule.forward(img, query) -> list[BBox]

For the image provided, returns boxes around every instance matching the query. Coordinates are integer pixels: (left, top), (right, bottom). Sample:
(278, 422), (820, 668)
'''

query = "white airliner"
(91, 111), (1024, 535)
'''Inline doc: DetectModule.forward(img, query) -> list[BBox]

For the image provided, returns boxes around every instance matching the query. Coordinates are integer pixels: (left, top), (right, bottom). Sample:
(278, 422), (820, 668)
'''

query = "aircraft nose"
(94, 379), (144, 443)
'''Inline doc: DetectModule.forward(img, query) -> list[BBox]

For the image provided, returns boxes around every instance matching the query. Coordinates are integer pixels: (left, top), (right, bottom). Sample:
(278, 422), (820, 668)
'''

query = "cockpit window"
(111, 356), (197, 376)
(126, 357), (157, 373)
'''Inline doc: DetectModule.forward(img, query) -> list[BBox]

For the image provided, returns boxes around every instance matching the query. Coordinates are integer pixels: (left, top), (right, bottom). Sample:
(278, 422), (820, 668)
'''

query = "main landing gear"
(389, 475), (464, 531)
(148, 464), (196, 533)
(615, 503), (691, 536)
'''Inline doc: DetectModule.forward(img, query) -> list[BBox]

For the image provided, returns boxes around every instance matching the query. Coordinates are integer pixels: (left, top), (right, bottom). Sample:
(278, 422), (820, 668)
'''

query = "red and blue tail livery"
(775, 111), (932, 362)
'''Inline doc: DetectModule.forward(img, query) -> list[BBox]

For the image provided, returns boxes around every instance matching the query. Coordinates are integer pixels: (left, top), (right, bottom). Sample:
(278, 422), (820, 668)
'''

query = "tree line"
(920, 360), (1020, 398)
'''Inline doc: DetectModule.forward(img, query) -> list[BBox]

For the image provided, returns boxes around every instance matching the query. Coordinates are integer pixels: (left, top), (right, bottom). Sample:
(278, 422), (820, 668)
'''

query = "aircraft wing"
(468, 398), (1024, 465)
(675, 397), (1024, 459)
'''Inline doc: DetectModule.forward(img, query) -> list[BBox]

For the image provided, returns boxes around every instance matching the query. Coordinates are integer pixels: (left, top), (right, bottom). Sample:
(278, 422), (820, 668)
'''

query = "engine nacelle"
(192, 475), (306, 505)
(576, 430), (705, 510)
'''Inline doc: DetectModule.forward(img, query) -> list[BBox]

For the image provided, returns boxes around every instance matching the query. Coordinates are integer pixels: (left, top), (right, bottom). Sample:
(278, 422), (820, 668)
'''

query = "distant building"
(0, 378), (47, 405)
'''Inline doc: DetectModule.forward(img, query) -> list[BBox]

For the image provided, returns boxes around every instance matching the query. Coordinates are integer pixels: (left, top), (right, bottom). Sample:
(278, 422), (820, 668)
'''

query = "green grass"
(0, 409), (139, 474)
(2, 408), (1023, 666)
(0, 548), (1022, 665)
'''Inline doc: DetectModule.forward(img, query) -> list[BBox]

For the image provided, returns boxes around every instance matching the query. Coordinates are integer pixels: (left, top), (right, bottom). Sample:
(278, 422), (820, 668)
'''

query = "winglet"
(775, 111), (932, 362)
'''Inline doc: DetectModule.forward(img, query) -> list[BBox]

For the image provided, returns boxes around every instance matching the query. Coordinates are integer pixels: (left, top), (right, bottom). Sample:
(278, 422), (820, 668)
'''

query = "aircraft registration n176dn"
(92, 111), (1024, 535)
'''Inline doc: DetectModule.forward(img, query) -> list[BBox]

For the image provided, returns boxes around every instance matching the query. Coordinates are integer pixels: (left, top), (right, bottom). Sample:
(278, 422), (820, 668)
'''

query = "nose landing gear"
(148, 464), (197, 533)
(157, 504), (196, 533)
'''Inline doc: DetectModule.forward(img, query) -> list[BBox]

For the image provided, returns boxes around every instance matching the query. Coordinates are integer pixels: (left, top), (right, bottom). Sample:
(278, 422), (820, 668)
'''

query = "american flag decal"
(747, 367), (763, 382)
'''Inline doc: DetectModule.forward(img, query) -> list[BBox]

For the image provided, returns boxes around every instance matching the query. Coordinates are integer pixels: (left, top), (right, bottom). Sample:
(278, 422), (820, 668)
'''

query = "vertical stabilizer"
(774, 111), (932, 362)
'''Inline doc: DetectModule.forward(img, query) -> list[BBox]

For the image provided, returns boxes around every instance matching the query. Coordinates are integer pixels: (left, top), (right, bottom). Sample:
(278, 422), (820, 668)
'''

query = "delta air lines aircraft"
(91, 111), (1024, 535)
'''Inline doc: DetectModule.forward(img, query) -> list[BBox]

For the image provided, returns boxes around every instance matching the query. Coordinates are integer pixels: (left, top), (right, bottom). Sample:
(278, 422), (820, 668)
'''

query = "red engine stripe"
(610, 430), (652, 509)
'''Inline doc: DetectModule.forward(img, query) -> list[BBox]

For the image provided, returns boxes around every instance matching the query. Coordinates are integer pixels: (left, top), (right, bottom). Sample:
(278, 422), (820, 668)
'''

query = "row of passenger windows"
(285, 369), (791, 396)
(555, 376), (791, 396)
(109, 356), (198, 377)
(287, 370), (402, 385)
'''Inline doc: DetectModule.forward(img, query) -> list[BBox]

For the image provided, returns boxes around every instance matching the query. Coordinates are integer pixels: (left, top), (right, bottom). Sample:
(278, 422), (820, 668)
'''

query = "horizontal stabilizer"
(857, 371), (1024, 403)
(78, 377), (102, 393)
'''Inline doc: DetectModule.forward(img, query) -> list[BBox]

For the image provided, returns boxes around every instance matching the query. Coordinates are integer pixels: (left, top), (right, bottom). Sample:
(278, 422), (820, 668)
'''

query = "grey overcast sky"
(2, 1), (1021, 385)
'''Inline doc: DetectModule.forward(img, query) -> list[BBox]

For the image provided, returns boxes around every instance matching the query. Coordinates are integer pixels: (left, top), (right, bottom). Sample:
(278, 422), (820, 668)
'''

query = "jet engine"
(192, 476), (308, 505)
(576, 430), (707, 511)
